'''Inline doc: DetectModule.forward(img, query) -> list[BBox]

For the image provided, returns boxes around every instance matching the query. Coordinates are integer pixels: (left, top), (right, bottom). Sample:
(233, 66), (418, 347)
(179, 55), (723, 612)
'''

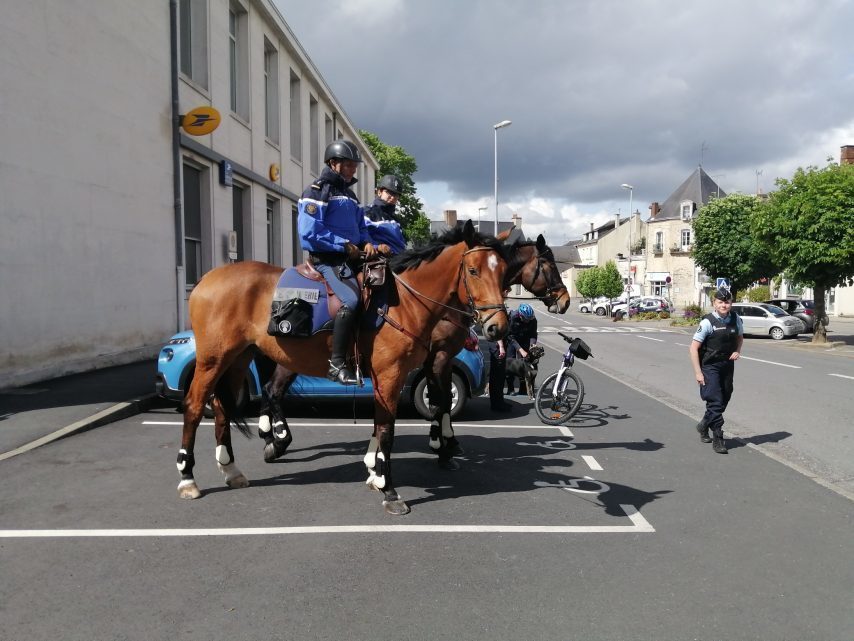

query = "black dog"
(504, 344), (545, 399)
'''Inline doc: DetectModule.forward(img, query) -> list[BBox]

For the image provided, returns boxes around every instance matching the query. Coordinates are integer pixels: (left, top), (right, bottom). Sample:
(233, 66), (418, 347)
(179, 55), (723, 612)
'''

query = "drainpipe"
(170, 0), (186, 331)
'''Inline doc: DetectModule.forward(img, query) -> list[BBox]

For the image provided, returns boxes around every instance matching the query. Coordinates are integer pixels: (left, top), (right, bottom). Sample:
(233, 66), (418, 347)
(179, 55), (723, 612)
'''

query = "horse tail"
(214, 373), (252, 439)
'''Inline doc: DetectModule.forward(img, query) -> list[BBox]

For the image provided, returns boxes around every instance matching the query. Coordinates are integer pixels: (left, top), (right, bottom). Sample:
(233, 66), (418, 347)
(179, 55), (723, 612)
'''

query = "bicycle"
(534, 332), (594, 425)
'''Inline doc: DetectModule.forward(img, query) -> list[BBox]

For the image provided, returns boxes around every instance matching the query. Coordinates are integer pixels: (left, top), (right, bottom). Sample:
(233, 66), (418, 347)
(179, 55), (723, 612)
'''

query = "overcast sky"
(274, 0), (854, 245)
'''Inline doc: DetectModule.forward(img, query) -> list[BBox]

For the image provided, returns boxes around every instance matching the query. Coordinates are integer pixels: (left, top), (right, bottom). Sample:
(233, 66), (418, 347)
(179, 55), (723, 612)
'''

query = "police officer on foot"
(689, 286), (744, 453)
(298, 140), (378, 385)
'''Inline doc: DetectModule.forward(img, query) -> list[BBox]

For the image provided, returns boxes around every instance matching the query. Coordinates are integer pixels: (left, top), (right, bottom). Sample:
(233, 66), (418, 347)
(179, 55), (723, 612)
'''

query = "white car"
(578, 297), (605, 313)
(593, 296), (637, 316)
(732, 303), (806, 340)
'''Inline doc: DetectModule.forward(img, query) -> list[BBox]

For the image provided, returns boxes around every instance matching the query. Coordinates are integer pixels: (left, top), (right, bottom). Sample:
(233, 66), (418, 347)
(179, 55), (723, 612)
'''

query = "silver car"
(732, 302), (805, 340)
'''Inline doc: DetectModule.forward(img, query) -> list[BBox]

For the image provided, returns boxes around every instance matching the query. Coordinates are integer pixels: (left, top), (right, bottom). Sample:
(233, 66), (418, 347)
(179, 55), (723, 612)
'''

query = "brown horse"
(177, 221), (509, 515)
(258, 233), (570, 468)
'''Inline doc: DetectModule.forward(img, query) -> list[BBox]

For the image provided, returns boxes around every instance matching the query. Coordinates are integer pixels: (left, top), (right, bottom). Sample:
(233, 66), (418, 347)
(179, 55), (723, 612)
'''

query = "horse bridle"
(458, 246), (510, 327)
(524, 249), (567, 306)
(389, 245), (509, 336)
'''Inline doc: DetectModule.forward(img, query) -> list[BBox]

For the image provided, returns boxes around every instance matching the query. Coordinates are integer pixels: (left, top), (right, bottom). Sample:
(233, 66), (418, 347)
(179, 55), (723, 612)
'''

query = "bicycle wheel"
(534, 370), (584, 425)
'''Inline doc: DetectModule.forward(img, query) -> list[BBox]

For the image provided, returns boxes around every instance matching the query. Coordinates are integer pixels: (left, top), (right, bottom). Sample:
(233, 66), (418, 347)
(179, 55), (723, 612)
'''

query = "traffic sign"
(716, 277), (730, 289)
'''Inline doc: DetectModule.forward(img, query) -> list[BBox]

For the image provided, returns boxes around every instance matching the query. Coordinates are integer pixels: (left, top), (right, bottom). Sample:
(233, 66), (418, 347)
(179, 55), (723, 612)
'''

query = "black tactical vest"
(699, 313), (739, 365)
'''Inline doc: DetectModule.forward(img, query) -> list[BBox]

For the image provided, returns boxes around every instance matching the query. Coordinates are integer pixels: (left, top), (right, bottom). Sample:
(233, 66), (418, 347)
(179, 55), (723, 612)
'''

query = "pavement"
(1, 315), (852, 462)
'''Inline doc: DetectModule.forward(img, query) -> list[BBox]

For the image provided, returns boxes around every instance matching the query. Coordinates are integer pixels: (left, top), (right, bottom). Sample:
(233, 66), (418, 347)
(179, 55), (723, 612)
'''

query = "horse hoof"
(226, 474), (250, 489)
(383, 499), (410, 516)
(438, 457), (460, 471)
(177, 482), (201, 500)
(264, 439), (290, 463)
(447, 443), (465, 457)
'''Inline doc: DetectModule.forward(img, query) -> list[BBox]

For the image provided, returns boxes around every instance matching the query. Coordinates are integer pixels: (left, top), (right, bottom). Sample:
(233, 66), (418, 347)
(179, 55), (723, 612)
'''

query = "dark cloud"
(275, 0), (854, 228)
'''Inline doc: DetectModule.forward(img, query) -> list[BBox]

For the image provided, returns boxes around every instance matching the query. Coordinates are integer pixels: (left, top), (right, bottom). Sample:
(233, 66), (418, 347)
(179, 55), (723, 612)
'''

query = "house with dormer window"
(644, 167), (725, 307)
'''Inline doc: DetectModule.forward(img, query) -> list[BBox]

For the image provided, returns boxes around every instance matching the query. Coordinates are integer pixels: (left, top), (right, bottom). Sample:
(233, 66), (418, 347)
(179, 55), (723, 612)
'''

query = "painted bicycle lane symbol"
(519, 438), (611, 495)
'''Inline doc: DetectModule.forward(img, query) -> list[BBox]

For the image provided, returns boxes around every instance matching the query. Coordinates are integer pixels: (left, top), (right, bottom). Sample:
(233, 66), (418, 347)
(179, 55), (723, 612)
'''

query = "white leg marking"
(258, 415), (272, 433)
(363, 437), (378, 469)
(215, 445), (231, 465)
(441, 413), (454, 438)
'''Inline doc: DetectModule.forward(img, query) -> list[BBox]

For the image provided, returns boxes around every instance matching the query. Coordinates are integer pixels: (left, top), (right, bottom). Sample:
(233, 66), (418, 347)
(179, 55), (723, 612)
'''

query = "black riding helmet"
(324, 140), (363, 164)
(378, 174), (403, 195)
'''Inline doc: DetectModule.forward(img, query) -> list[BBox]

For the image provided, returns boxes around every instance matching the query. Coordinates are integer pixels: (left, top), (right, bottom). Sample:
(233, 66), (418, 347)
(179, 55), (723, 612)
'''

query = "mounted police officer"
(363, 174), (407, 255)
(689, 286), (744, 454)
(298, 140), (377, 385)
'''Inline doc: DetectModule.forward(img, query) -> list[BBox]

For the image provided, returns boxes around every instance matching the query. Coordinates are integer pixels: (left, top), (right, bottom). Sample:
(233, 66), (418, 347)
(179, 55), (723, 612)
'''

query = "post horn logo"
(181, 106), (221, 136)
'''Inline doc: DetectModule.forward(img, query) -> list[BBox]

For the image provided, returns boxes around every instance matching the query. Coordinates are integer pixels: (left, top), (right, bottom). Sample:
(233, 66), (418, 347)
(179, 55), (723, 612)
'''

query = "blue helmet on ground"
(518, 303), (535, 320)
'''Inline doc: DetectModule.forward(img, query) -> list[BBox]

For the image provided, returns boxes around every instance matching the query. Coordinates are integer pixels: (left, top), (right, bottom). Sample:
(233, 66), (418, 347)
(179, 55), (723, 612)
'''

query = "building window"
(266, 197), (281, 265)
(651, 280), (666, 296)
(289, 70), (302, 161)
(183, 164), (204, 285)
(309, 95), (319, 174)
(681, 229), (691, 249)
(680, 200), (694, 221)
(291, 204), (302, 265)
(179, 0), (208, 89)
(264, 39), (279, 142)
(325, 113), (333, 150)
(653, 231), (664, 253)
(228, 4), (249, 120)
(232, 184), (250, 261)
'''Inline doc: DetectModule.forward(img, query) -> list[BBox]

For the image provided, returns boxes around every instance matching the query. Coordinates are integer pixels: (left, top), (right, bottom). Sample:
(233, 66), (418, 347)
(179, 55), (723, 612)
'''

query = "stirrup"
(328, 360), (358, 385)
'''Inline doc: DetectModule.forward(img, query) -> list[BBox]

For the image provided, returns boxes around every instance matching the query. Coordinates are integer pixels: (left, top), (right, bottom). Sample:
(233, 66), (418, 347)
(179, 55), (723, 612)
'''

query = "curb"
(0, 393), (158, 462)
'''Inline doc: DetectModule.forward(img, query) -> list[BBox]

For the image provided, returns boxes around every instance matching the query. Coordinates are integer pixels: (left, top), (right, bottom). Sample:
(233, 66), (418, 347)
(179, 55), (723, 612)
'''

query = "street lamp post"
(494, 120), (512, 236)
(477, 206), (488, 233)
(621, 183), (634, 300)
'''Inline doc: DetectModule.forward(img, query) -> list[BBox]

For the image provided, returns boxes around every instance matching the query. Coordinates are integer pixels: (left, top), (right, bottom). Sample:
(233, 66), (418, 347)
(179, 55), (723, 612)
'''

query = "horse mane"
(390, 226), (507, 274)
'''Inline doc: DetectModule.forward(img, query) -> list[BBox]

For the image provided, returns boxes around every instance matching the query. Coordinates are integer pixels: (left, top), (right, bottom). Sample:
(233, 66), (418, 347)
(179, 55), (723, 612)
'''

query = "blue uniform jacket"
(298, 167), (372, 254)
(364, 198), (407, 254)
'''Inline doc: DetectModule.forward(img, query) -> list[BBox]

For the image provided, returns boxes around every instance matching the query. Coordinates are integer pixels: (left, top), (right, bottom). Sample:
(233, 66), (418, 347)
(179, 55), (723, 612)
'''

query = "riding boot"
(328, 306), (358, 385)
(712, 430), (728, 454)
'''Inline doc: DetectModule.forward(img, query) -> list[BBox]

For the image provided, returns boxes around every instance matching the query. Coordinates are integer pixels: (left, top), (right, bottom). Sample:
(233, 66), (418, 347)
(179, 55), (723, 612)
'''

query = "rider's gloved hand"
(376, 243), (392, 256)
(344, 242), (361, 260)
(362, 242), (377, 258)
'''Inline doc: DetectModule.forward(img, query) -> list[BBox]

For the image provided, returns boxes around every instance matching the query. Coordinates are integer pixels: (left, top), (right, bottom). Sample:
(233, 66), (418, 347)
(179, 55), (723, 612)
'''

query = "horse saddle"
(267, 259), (388, 337)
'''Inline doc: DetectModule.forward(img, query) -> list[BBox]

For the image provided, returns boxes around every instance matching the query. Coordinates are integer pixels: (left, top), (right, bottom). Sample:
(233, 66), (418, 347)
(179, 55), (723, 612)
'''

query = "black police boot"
(328, 306), (358, 385)
(712, 432), (728, 454)
(696, 418), (712, 443)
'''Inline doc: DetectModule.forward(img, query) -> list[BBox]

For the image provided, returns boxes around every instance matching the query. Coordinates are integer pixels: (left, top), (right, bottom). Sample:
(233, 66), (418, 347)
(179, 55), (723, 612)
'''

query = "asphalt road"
(538, 306), (854, 500)
(1, 342), (852, 640)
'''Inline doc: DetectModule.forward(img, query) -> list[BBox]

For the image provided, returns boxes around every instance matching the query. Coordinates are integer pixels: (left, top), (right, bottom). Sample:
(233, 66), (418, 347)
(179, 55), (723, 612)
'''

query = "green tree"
(753, 161), (854, 342)
(600, 261), (625, 300)
(575, 267), (597, 299)
(358, 129), (431, 245)
(691, 193), (779, 294)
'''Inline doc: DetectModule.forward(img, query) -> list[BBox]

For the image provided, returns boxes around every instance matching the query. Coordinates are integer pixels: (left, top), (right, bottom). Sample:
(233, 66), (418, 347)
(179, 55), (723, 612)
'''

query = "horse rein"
(385, 245), (509, 345)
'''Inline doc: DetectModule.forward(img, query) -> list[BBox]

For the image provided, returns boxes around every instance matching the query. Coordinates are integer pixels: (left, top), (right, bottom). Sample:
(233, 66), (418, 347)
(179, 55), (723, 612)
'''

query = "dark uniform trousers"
(699, 359), (734, 434)
(487, 342), (507, 408)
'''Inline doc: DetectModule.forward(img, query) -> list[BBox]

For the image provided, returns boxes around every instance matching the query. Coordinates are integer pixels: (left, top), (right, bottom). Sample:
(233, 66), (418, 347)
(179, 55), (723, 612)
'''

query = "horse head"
(459, 220), (510, 341)
(506, 234), (571, 314)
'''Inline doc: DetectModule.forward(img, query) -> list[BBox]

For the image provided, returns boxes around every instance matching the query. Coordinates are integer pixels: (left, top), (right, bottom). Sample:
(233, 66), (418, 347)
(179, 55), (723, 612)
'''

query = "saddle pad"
(273, 267), (333, 334)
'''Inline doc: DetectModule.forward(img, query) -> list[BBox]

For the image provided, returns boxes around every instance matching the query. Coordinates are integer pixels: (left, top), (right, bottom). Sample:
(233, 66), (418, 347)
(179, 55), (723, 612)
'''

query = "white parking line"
(142, 421), (561, 429)
(740, 356), (801, 369)
(0, 504), (654, 537)
(581, 455), (603, 471)
(828, 373), (854, 381)
(637, 336), (664, 342)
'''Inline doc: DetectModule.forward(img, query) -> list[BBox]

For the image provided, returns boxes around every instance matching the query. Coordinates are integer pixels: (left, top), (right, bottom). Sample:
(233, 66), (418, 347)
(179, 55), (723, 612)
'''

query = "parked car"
(579, 296), (607, 314)
(763, 298), (816, 332)
(613, 296), (673, 318)
(731, 302), (805, 340)
(801, 299), (830, 329)
(155, 329), (485, 419)
(593, 296), (636, 316)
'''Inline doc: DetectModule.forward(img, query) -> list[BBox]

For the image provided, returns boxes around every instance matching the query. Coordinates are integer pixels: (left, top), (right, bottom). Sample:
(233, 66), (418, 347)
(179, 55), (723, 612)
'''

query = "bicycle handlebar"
(558, 331), (573, 343)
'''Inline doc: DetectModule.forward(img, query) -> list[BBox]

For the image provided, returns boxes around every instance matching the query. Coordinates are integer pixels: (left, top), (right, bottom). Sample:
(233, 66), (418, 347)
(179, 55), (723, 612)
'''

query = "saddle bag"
(267, 288), (317, 337)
